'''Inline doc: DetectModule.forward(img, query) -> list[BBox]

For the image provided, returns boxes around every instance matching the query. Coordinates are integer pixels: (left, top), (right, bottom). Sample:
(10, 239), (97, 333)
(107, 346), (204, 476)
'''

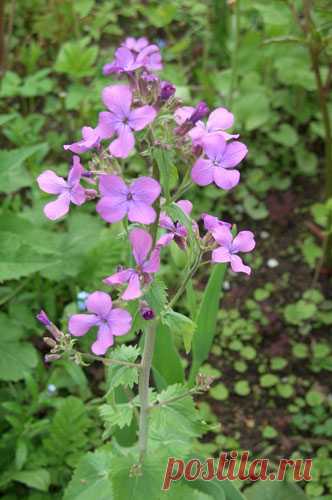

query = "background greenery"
(0, 0), (332, 498)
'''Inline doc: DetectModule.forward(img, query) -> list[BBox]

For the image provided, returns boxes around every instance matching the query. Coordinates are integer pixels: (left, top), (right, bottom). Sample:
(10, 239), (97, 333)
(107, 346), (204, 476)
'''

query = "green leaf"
(154, 148), (172, 202)
(234, 380), (251, 396)
(152, 322), (185, 387)
(189, 264), (226, 385)
(284, 300), (317, 325)
(99, 403), (134, 432)
(269, 124), (298, 147)
(163, 310), (196, 353)
(12, 469), (50, 492)
(106, 345), (140, 392)
(55, 38), (98, 78)
(245, 480), (307, 500)
(0, 144), (47, 193)
(260, 374), (279, 388)
(144, 278), (168, 315)
(64, 451), (114, 500)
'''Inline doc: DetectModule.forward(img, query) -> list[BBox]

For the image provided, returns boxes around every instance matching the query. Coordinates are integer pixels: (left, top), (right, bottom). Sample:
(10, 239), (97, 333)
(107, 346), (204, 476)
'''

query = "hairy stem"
(138, 323), (156, 463)
(78, 351), (141, 369)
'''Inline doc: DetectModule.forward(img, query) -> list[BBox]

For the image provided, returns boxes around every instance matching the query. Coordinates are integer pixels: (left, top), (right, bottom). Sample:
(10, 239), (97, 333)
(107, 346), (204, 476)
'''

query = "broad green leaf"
(245, 480), (307, 500)
(189, 264), (226, 385)
(0, 144), (47, 193)
(99, 403), (134, 432)
(12, 469), (50, 492)
(162, 310), (196, 353)
(64, 451), (114, 500)
(55, 38), (98, 78)
(144, 278), (168, 315)
(106, 345), (140, 392)
(153, 322), (185, 386)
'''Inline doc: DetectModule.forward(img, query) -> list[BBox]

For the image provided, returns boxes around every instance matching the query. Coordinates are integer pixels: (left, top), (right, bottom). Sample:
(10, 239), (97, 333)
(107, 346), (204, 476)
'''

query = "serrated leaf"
(106, 345), (140, 392)
(55, 38), (98, 78)
(0, 144), (47, 193)
(12, 469), (50, 492)
(162, 310), (196, 353)
(144, 278), (168, 315)
(99, 403), (134, 433)
(245, 480), (307, 500)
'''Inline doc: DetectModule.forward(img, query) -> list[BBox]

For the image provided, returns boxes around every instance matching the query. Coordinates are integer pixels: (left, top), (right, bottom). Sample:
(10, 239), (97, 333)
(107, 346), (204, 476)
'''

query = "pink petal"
(191, 159), (214, 186)
(114, 47), (136, 69)
(232, 231), (256, 253)
(121, 273), (142, 301)
(102, 84), (132, 119)
(68, 156), (83, 185)
(109, 127), (135, 158)
(207, 107), (234, 131)
(107, 308), (132, 336)
(91, 323), (114, 355)
(159, 213), (175, 231)
(130, 176), (161, 204)
(212, 246), (232, 263)
(86, 291), (112, 317)
(70, 185), (86, 205)
(130, 228), (152, 264)
(129, 105), (156, 131)
(96, 196), (128, 223)
(212, 225), (233, 247)
(230, 254), (251, 275)
(188, 122), (206, 143)
(213, 167), (240, 190)
(202, 134), (227, 161)
(157, 233), (174, 247)
(99, 175), (128, 198)
(221, 141), (248, 168)
(128, 201), (156, 224)
(103, 269), (133, 286)
(37, 170), (67, 194)
(174, 106), (195, 125)
(69, 313), (98, 337)
(97, 111), (117, 139)
(176, 199), (192, 215)
(142, 248), (160, 273)
(44, 193), (70, 220)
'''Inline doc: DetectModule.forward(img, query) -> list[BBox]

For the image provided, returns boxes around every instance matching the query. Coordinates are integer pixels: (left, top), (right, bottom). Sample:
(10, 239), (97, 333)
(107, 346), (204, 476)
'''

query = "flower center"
(127, 192), (133, 201)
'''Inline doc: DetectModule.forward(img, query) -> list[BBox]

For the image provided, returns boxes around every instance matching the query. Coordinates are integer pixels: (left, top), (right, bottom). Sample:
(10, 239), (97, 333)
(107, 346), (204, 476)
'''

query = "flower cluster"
(37, 36), (255, 355)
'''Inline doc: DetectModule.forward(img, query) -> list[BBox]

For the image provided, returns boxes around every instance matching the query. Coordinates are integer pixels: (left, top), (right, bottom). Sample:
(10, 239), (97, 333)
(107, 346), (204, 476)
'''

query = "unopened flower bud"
(43, 337), (57, 348)
(160, 80), (176, 101)
(85, 188), (98, 200)
(189, 101), (209, 125)
(37, 310), (51, 327)
(140, 302), (155, 320)
(44, 354), (61, 363)
(192, 144), (203, 157)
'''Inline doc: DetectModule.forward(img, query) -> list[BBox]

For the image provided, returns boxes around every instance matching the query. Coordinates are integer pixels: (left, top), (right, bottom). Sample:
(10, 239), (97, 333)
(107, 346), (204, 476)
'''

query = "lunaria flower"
(159, 80), (176, 102)
(103, 39), (162, 75)
(202, 213), (232, 232)
(37, 156), (86, 220)
(157, 200), (192, 249)
(64, 126), (101, 154)
(189, 107), (239, 145)
(211, 226), (255, 275)
(122, 37), (149, 52)
(68, 291), (132, 355)
(191, 133), (248, 191)
(96, 175), (160, 224)
(97, 84), (156, 157)
(104, 228), (160, 300)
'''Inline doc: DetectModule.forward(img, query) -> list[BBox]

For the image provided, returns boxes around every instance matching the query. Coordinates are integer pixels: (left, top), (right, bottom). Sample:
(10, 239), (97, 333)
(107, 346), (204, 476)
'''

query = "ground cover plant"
(0, 1), (332, 499)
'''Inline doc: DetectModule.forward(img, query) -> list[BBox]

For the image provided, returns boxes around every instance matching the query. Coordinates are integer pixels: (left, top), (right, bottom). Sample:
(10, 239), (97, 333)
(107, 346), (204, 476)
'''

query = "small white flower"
(223, 280), (231, 291)
(47, 384), (57, 395)
(267, 258), (279, 268)
(260, 231), (269, 240)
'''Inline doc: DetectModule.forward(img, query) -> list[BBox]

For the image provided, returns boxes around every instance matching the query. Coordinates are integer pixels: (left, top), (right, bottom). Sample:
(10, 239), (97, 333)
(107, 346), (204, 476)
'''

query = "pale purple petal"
(103, 269), (133, 286)
(232, 231), (256, 253)
(96, 196), (128, 223)
(212, 246), (232, 263)
(69, 313), (98, 337)
(212, 225), (233, 247)
(91, 323), (114, 355)
(107, 308), (132, 336)
(203, 214), (232, 232)
(129, 106), (156, 131)
(86, 291), (112, 317)
(102, 85), (132, 119)
(230, 255), (251, 275)
(188, 122), (206, 143)
(191, 159), (214, 186)
(128, 201), (156, 224)
(37, 170), (67, 194)
(221, 141), (248, 168)
(44, 193), (71, 220)
(121, 273), (142, 301)
(207, 107), (234, 132)
(114, 47), (137, 71)
(109, 127), (135, 158)
(68, 156), (83, 185)
(70, 184), (86, 205)
(99, 175), (128, 198)
(159, 213), (175, 231)
(142, 248), (160, 273)
(130, 228), (152, 265)
(97, 111), (117, 139)
(202, 134), (227, 161)
(213, 167), (240, 190)
(130, 176), (161, 204)
(174, 106), (195, 125)
(176, 199), (192, 215)
(157, 233), (174, 247)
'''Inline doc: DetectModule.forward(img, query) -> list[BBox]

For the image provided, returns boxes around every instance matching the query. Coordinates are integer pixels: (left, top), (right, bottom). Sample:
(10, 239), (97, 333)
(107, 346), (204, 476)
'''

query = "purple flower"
(103, 47), (142, 75)
(159, 80), (176, 101)
(211, 226), (255, 275)
(64, 126), (101, 154)
(122, 37), (149, 52)
(37, 310), (51, 327)
(97, 84), (156, 158)
(68, 291), (132, 355)
(37, 156), (86, 220)
(189, 107), (239, 145)
(136, 44), (163, 72)
(189, 101), (209, 125)
(104, 228), (160, 301)
(174, 102), (209, 136)
(191, 134), (248, 191)
(103, 40), (162, 76)
(157, 200), (192, 248)
(202, 213), (232, 232)
(96, 175), (160, 225)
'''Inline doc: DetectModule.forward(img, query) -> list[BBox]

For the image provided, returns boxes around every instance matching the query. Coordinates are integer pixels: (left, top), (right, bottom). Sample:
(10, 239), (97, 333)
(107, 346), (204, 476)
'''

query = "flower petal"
(128, 201), (156, 224)
(103, 269), (133, 286)
(221, 141), (248, 168)
(102, 84), (132, 119)
(97, 111), (117, 139)
(142, 248), (160, 273)
(91, 323), (114, 355)
(96, 196), (128, 223)
(86, 291), (112, 317)
(212, 225), (233, 247)
(207, 107), (234, 131)
(99, 175), (128, 198)
(130, 176), (161, 204)
(212, 246), (232, 263)
(230, 254), (251, 275)
(174, 106), (195, 125)
(232, 231), (256, 253)
(129, 228), (152, 264)
(37, 170), (67, 194)
(213, 167), (240, 190)
(68, 156), (83, 185)
(191, 159), (214, 186)
(44, 193), (70, 220)
(69, 313), (98, 337)
(121, 273), (142, 300)
(70, 185), (86, 206)
(176, 199), (192, 215)
(109, 127), (135, 158)
(201, 133), (227, 161)
(157, 233), (174, 247)
(107, 308), (132, 336)
(129, 106), (156, 131)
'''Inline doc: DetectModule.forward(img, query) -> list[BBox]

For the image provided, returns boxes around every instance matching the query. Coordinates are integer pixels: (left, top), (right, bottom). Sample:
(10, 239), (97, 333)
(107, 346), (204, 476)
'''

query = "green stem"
(149, 387), (199, 409)
(78, 351), (141, 369)
(168, 251), (202, 309)
(138, 323), (156, 463)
